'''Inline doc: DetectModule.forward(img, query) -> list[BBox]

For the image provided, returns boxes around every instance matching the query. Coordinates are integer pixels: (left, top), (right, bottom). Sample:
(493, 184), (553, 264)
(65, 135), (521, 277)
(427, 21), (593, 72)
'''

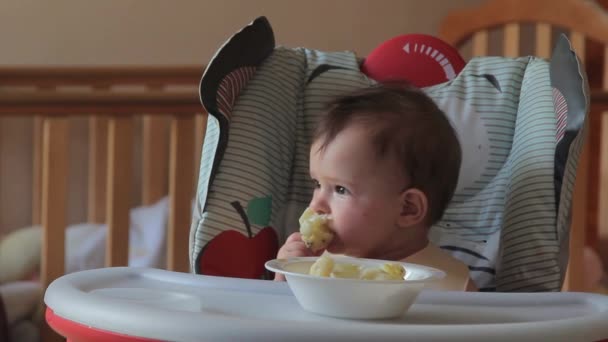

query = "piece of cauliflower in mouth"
(299, 207), (334, 252)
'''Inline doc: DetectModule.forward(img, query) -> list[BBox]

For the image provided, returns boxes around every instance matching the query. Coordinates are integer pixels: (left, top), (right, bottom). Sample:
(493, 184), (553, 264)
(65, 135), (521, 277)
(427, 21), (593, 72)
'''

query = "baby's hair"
(313, 82), (461, 224)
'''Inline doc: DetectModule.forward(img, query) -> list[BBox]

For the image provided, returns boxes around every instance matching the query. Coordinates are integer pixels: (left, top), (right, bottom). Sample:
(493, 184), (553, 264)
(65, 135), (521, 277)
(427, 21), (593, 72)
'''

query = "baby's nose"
(309, 194), (330, 215)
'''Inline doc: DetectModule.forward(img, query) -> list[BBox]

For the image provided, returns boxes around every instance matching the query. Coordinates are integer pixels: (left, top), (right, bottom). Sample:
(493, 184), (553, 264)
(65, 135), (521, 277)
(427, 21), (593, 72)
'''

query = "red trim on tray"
(46, 308), (162, 342)
(45, 306), (608, 342)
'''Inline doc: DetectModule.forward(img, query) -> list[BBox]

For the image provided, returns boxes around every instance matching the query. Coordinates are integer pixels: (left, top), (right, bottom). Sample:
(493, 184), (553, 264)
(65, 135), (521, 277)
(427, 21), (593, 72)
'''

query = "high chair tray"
(45, 267), (608, 342)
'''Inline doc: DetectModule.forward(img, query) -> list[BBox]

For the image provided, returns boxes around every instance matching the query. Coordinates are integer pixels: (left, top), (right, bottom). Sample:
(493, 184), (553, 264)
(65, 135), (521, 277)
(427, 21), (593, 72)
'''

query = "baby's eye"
(312, 179), (321, 189)
(334, 185), (348, 195)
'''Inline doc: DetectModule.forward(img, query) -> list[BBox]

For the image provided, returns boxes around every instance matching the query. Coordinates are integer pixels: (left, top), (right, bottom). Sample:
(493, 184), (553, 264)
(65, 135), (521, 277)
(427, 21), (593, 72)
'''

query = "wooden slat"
(563, 130), (589, 292)
(590, 90), (608, 112)
(33, 86), (54, 226)
(604, 46), (608, 92)
(584, 40), (608, 249)
(503, 23), (520, 57)
(600, 112), (608, 244)
(40, 118), (69, 342)
(472, 31), (489, 56)
(535, 23), (552, 59)
(31, 116), (43, 225)
(87, 116), (108, 223)
(587, 115), (601, 250)
(168, 115), (195, 273)
(570, 31), (586, 61)
(0, 118), (1, 229)
(598, 48), (608, 245)
(142, 115), (169, 205)
(0, 90), (201, 116)
(40, 118), (69, 288)
(586, 79), (608, 253)
(105, 117), (133, 267)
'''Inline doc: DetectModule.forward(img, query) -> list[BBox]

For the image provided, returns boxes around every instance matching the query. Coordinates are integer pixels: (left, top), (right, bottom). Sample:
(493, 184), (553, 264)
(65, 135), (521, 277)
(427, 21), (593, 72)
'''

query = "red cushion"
(361, 34), (465, 88)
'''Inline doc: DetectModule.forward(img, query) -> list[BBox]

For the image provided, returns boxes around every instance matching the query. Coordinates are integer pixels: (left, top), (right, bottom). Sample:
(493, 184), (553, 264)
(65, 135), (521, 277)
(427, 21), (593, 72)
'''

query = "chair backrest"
(439, 0), (608, 291)
(192, 14), (592, 293)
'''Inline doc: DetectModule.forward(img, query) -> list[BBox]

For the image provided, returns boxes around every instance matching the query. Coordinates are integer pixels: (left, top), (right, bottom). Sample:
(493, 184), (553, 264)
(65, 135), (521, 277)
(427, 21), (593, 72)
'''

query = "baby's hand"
(274, 232), (318, 281)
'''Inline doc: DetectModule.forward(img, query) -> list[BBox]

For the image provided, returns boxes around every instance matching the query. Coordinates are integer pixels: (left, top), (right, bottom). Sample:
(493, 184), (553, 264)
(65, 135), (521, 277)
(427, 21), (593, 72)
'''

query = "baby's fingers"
(278, 241), (311, 259)
(285, 232), (303, 244)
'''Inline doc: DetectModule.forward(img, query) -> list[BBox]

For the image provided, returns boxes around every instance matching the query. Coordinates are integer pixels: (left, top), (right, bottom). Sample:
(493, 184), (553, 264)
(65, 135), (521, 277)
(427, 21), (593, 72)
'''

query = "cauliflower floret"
(361, 263), (405, 280)
(330, 263), (361, 279)
(381, 263), (406, 279)
(308, 253), (405, 281)
(299, 207), (333, 252)
(360, 263), (405, 281)
(309, 252), (334, 277)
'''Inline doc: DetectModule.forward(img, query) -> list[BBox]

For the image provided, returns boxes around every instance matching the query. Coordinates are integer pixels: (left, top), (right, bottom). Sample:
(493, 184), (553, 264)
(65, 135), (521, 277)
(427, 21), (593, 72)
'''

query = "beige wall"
(0, 0), (484, 234)
(0, 0), (483, 65)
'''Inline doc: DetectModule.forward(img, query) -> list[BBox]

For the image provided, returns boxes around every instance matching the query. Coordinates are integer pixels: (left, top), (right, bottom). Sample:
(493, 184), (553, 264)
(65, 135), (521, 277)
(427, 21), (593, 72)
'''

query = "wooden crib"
(0, 66), (206, 292)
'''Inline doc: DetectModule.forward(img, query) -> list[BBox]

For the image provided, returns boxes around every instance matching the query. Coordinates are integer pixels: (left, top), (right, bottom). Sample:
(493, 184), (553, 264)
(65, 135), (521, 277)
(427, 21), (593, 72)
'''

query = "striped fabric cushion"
(426, 57), (561, 291)
(190, 19), (586, 291)
(191, 48), (372, 273)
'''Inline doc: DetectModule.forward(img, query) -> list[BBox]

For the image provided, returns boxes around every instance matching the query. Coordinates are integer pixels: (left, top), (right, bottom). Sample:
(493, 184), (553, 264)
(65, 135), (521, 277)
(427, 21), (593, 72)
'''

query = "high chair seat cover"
(190, 17), (588, 292)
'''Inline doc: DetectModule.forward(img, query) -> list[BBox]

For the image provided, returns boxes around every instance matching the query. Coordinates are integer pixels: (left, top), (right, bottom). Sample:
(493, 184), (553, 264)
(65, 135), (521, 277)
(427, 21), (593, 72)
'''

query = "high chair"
(438, 0), (608, 292)
(42, 10), (608, 342)
(188, 12), (587, 293)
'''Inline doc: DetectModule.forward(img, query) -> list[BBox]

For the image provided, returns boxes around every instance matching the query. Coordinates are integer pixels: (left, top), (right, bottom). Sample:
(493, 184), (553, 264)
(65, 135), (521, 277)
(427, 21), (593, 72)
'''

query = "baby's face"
(309, 125), (406, 258)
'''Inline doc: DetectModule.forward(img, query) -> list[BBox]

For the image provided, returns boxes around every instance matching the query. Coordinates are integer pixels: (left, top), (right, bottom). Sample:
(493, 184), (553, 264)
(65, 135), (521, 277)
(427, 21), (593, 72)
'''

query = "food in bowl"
(309, 252), (406, 280)
(299, 207), (333, 252)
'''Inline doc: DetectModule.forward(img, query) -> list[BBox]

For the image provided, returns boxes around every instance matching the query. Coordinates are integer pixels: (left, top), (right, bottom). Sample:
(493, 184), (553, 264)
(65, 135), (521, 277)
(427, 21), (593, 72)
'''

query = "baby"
(276, 82), (473, 290)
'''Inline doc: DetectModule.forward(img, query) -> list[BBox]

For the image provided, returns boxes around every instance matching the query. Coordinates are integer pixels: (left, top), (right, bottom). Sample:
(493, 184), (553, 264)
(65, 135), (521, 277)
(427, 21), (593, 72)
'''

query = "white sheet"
(65, 197), (169, 273)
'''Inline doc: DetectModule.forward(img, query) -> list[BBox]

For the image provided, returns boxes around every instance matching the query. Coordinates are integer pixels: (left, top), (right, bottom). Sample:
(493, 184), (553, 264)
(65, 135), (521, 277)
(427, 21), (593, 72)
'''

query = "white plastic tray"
(45, 267), (608, 342)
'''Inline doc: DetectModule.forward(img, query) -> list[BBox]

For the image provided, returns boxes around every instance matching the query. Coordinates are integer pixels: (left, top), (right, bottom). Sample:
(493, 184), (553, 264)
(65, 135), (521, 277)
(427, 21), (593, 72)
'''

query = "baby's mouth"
(325, 236), (342, 253)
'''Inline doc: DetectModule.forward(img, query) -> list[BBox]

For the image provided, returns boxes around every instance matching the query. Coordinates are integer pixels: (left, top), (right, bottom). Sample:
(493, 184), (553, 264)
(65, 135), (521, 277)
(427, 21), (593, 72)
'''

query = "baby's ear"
(398, 189), (428, 228)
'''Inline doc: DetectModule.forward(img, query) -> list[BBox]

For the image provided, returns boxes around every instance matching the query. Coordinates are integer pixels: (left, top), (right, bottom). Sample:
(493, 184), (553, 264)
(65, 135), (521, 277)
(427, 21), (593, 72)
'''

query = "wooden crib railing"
(0, 66), (205, 295)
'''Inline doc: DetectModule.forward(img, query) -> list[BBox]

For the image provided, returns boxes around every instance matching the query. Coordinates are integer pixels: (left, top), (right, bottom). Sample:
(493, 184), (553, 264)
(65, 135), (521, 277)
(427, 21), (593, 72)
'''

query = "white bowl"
(265, 255), (445, 319)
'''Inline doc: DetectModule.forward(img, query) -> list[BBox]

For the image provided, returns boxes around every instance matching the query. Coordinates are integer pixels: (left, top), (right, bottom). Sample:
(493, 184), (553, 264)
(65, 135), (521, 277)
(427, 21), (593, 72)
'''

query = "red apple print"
(198, 200), (278, 279)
